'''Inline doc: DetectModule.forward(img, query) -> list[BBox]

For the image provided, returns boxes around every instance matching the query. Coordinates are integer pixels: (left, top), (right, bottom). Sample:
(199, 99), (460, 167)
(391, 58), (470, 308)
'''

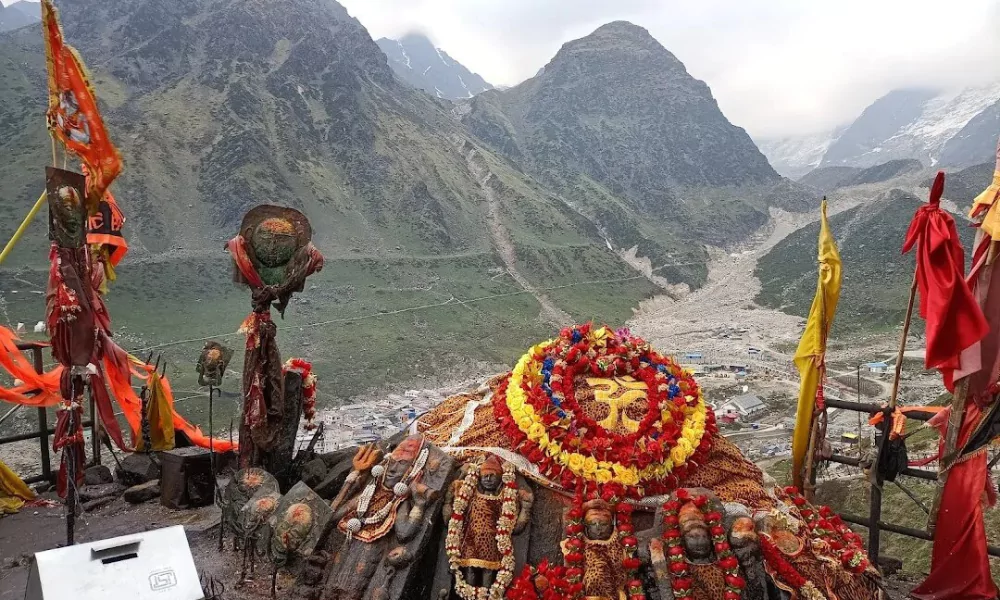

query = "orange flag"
(42, 0), (122, 210)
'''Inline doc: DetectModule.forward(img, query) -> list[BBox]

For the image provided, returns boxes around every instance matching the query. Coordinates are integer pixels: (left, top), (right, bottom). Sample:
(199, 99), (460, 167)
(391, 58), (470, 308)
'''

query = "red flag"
(902, 171), (988, 390)
(42, 0), (122, 209)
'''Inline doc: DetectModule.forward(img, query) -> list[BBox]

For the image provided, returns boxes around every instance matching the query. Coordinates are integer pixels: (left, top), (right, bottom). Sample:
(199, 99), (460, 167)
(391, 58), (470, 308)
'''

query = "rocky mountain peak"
(543, 20), (685, 77)
(376, 32), (491, 100)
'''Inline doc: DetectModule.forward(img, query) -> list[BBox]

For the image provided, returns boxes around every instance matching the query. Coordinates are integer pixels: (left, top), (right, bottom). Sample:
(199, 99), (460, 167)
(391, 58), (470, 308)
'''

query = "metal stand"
(209, 385), (216, 475)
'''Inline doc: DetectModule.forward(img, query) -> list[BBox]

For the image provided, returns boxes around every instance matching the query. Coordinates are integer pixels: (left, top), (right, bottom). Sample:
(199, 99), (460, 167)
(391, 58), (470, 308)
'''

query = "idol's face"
(479, 472), (501, 492)
(584, 513), (613, 541)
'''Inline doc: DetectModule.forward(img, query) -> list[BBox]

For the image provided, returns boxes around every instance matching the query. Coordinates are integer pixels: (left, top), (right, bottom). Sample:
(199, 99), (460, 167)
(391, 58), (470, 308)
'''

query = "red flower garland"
(613, 495), (645, 600)
(759, 534), (808, 589)
(562, 494), (586, 600)
(491, 324), (718, 500)
(704, 506), (746, 600)
(783, 487), (870, 573)
(661, 497), (693, 599)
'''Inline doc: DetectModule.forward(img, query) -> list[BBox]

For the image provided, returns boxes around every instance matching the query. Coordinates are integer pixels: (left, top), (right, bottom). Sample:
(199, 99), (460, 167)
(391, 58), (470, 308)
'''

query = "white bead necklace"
(346, 447), (430, 540)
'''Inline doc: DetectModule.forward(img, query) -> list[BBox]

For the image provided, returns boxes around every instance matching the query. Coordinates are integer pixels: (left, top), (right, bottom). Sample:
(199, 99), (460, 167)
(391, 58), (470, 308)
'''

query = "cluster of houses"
(678, 352), (752, 380)
(712, 393), (767, 424)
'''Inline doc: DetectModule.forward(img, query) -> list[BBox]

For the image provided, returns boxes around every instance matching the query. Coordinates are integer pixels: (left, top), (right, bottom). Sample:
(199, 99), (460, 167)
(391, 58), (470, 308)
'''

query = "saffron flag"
(791, 199), (841, 489)
(902, 171), (988, 391)
(41, 0), (122, 209)
(969, 135), (1000, 241)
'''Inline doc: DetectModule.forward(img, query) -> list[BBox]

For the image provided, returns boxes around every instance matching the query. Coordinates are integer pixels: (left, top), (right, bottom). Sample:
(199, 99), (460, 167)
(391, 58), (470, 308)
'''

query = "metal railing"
(0, 341), (94, 484)
(817, 396), (1000, 563)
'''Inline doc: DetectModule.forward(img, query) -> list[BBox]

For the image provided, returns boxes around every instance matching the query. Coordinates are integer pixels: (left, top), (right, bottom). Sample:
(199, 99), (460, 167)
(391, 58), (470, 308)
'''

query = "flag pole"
(0, 192), (47, 266)
(887, 270), (919, 412)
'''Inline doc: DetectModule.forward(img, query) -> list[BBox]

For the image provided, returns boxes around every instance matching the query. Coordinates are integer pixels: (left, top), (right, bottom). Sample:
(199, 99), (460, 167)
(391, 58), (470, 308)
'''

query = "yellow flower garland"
(504, 336), (710, 487)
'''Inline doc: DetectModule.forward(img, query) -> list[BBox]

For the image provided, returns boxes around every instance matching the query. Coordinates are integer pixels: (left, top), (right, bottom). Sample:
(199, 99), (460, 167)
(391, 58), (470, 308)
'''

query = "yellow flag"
(0, 457), (35, 514)
(136, 372), (176, 452)
(791, 199), (842, 489)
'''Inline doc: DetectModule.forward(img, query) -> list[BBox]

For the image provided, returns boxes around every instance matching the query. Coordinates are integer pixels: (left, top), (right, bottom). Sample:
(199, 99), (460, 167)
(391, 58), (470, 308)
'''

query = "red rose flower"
(670, 561), (688, 574)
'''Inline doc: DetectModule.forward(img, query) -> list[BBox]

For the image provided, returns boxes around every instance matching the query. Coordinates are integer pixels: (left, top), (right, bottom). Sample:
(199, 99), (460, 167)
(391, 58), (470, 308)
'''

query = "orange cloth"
(42, 0), (122, 206)
(0, 326), (234, 452)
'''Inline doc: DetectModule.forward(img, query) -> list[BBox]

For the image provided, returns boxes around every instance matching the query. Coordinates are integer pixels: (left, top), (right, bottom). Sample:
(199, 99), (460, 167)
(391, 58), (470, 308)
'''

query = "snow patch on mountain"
(820, 82), (1000, 168)
(755, 129), (841, 179)
(376, 34), (492, 101)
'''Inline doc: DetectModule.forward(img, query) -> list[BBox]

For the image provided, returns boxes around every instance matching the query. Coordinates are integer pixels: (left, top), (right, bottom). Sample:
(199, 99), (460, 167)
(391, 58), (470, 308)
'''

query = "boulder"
(318, 447), (355, 470)
(116, 453), (160, 486)
(77, 483), (124, 503)
(312, 457), (355, 499)
(83, 464), (114, 486)
(124, 480), (161, 504)
(300, 458), (328, 489)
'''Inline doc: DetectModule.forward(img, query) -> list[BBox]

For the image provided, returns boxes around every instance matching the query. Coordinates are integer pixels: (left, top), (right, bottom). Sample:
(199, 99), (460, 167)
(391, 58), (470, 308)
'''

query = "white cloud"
(339, 0), (1000, 138)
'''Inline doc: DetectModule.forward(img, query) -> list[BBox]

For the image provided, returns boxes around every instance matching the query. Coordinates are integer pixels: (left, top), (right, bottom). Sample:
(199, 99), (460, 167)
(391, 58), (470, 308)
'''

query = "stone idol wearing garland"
(412, 324), (882, 600)
(302, 325), (881, 600)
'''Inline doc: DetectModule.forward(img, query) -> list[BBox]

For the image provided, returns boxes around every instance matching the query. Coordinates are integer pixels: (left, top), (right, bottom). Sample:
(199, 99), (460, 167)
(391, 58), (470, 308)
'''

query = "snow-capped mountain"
(376, 33), (492, 101)
(820, 82), (1000, 169)
(756, 128), (841, 179)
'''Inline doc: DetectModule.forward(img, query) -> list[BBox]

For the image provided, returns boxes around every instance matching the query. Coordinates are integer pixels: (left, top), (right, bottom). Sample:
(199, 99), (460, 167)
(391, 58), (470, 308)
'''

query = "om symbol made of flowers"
(492, 324), (717, 499)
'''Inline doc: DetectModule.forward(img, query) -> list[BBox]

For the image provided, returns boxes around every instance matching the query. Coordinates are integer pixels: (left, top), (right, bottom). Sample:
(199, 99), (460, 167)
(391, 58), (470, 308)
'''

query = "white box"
(24, 525), (203, 600)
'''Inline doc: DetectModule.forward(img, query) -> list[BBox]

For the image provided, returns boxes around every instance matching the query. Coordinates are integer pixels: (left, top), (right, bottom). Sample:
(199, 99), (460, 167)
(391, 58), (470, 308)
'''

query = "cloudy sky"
(338, 0), (1000, 139)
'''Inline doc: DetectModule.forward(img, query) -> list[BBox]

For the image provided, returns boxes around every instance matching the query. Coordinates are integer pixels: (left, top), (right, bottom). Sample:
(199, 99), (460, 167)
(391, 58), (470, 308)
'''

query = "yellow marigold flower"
(518, 417), (534, 432)
(595, 469), (613, 484)
(677, 437), (693, 453)
(527, 422), (546, 441)
(670, 445), (687, 465)
(583, 456), (598, 476)
(568, 453), (585, 473)
(547, 441), (562, 457)
(508, 394), (524, 411)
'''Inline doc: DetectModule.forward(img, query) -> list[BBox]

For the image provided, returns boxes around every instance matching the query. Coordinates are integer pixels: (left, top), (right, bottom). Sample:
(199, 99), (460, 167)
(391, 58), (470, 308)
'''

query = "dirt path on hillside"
(628, 200), (861, 357)
(461, 144), (573, 327)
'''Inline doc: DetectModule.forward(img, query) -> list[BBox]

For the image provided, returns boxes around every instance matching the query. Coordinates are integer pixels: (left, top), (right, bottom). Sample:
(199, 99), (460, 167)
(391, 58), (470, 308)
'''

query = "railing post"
(32, 347), (52, 483)
(89, 388), (100, 466)
(868, 406), (890, 565)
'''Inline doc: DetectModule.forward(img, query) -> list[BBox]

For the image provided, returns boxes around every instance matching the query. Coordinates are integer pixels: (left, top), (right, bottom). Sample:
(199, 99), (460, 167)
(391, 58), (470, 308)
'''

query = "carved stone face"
(584, 510), (614, 541)
(196, 342), (233, 387)
(385, 438), (422, 487)
(47, 167), (88, 248)
(275, 502), (314, 553)
(728, 517), (758, 550)
(250, 218), (298, 285)
(479, 472), (502, 493)
(682, 527), (712, 560)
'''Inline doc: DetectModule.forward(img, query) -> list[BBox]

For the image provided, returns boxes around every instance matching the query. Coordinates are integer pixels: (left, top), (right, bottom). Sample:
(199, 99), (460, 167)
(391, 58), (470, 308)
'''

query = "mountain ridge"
(376, 33), (492, 101)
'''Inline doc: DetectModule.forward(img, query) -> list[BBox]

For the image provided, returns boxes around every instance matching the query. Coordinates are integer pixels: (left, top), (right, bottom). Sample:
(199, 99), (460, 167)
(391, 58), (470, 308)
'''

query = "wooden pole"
(888, 271), (919, 412)
(803, 383), (823, 501)
(862, 269), (918, 562)
(0, 192), (46, 266)
(927, 377), (969, 534)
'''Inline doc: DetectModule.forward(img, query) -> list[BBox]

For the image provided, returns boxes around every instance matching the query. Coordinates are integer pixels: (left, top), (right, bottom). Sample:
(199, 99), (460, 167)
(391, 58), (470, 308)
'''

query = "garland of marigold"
(493, 324), (716, 499)
(447, 460), (519, 600)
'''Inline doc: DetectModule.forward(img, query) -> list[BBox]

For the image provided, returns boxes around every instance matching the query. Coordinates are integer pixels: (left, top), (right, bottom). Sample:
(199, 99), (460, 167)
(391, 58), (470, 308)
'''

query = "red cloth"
(903, 171), (989, 391)
(911, 402), (999, 600)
